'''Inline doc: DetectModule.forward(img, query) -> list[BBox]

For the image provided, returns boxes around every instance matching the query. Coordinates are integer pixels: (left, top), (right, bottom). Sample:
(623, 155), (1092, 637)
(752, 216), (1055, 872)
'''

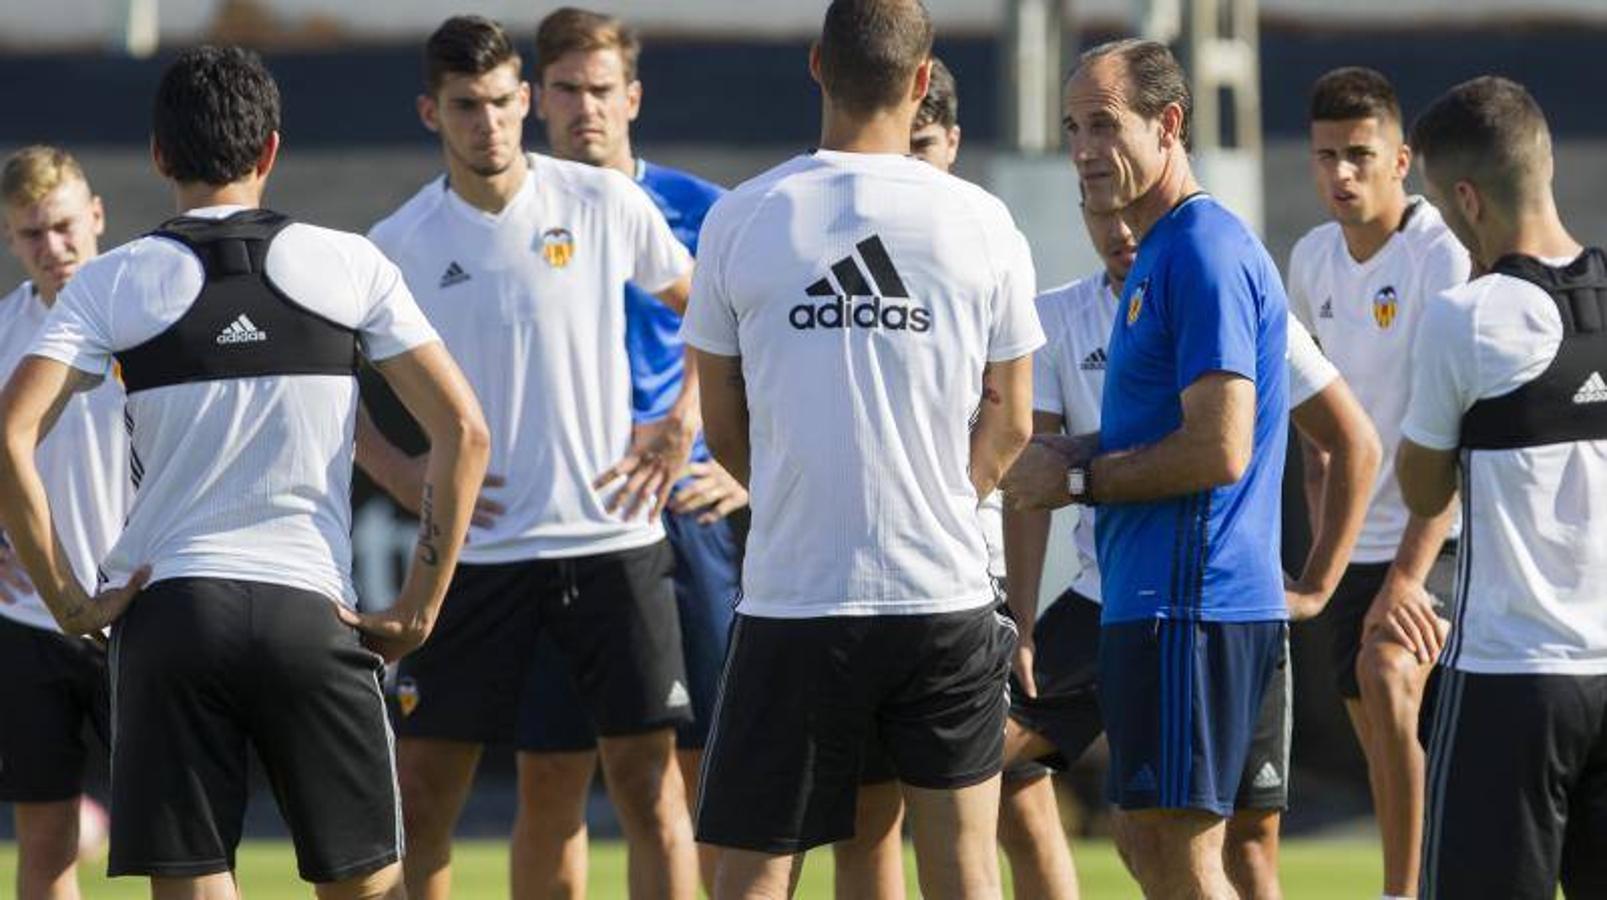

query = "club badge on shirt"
(541, 228), (575, 269)
(396, 676), (420, 717)
(1372, 285), (1398, 329)
(1126, 279), (1147, 326)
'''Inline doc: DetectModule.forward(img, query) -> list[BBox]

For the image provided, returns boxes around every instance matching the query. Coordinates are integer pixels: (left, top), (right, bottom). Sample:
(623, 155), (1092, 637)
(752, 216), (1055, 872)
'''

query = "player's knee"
(599, 734), (679, 822)
(1357, 637), (1424, 705)
(314, 861), (403, 900)
(14, 802), (80, 875)
(517, 751), (595, 811)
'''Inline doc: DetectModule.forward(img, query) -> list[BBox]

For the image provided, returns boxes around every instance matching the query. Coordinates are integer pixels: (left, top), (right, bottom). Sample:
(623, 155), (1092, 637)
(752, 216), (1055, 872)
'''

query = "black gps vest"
(114, 209), (360, 394)
(1459, 248), (1607, 451)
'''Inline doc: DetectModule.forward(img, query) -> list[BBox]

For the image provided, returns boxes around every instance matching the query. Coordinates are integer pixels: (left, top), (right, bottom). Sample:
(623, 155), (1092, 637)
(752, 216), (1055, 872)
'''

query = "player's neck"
(1337, 192), (1408, 264)
(446, 153), (529, 215)
(601, 141), (636, 179)
(173, 179), (262, 216)
(1123, 154), (1200, 243)
(819, 108), (915, 157)
(1489, 202), (1582, 268)
(33, 282), (59, 307)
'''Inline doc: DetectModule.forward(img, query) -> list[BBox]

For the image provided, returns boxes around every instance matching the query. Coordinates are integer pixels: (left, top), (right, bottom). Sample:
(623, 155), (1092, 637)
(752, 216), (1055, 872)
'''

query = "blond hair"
(2, 145), (89, 208)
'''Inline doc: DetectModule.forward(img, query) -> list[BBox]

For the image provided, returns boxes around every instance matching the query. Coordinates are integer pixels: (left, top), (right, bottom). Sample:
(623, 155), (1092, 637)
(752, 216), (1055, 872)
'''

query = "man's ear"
(1160, 101), (1185, 149)
(1454, 179), (1482, 225)
(418, 93), (441, 132)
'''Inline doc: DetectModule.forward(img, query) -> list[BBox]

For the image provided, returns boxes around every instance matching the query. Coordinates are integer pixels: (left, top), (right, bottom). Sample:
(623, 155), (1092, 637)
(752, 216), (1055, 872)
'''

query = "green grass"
(1, 837), (1380, 898)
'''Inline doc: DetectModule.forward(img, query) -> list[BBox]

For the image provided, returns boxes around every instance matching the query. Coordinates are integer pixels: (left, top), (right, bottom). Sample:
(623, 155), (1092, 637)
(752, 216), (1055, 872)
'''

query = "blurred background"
(1, 0), (1604, 850)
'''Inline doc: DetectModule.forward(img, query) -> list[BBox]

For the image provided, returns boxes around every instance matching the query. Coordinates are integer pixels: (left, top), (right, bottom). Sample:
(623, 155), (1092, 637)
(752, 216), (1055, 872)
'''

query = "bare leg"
(596, 729), (698, 900)
(512, 750), (596, 900)
(1357, 637), (1434, 897)
(711, 849), (804, 900)
(1113, 808), (1236, 899)
(396, 738), (483, 900)
(831, 780), (906, 900)
(903, 777), (1004, 899)
(149, 873), (239, 900)
(13, 799), (82, 900)
(997, 774), (1078, 900)
(1224, 809), (1282, 900)
(314, 861), (405, 900)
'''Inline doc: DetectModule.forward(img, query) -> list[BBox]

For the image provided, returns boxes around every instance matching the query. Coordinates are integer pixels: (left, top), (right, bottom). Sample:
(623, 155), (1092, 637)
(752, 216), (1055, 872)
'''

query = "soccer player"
(518, 7), (743, 895)
(1006, 199), (1381, 900)
(1285, 68), (1471, 898)
(0, 46), (489, 900)
(684, 1), (1043, 896)
(1400, 76), (1607, 900)
(360, 16), (700, 900)
(828, 52), (1077, 900)
(0, 146), (128, 900)
(1004, 39), (1290, 897)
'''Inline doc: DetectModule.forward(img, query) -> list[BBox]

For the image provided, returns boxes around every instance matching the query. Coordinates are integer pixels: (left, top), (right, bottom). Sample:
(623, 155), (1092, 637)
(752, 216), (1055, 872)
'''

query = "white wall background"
(4, 0), (1606, 46)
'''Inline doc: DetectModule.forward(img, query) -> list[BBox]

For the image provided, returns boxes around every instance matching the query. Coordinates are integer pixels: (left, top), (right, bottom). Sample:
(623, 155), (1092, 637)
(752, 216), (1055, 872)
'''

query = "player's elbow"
(441, 405), (492, 468)
(1202, 435), (1252, 487)
(1349, 425), (1384, 487)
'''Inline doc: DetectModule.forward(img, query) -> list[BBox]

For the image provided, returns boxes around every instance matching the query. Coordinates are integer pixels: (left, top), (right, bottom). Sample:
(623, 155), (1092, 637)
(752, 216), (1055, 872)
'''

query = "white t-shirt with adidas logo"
(681, 149), (1044, 618)
(1287, 198), (1471, 562)
(0, 282), (131, 633)
(1402, 261), (1607, 675)
(29, 205), (439, 607)
(369, 153), (693, 562)
(1034, 270), (1338, 604)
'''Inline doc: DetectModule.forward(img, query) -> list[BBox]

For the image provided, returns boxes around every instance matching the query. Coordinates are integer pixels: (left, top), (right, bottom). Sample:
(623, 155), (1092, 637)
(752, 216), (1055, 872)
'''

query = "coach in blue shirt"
(1004, 39), (1289, 899)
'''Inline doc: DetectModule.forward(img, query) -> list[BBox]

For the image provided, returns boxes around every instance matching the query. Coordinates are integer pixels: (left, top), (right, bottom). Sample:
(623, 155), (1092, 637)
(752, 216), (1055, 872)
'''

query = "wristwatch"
(1068, 463), (1095, 506)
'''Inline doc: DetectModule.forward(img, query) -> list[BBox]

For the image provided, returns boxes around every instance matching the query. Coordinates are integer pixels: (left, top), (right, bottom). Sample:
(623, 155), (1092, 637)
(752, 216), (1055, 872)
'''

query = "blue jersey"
(626, 160), (725, 465)
(1095, 195), (1289, 624)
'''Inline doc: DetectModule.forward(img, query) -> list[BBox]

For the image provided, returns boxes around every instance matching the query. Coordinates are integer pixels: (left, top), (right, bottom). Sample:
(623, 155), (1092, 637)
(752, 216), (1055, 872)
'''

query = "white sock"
(1382, 894), (1414, 900)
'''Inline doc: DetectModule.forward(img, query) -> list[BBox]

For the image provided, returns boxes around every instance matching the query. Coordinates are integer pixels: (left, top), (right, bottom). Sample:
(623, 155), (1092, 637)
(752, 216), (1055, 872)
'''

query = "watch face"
(1068, 468), (1087, 496)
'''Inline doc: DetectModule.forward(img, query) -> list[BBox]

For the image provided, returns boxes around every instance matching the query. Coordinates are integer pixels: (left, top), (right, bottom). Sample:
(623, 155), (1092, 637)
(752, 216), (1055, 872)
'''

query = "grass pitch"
(1, 837), (1380, 897)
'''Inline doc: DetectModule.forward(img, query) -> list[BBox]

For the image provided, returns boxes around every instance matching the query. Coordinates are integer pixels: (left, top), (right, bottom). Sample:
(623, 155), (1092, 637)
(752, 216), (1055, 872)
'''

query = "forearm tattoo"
(417, 482), (441, 566)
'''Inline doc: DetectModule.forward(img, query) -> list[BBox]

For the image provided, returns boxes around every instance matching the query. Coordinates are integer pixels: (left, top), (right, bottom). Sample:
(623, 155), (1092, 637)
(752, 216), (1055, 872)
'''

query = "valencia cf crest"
(1372, 285), (1399, 329)
(1126, 279), (1147, 326)
(541, 228), (575, 268)
(397, 676), (420, 717)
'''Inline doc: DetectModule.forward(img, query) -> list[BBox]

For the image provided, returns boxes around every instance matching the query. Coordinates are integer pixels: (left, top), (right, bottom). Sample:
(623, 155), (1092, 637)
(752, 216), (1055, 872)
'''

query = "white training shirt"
(0, 282), (131, 633)
(370, 153), (693, 563)
(30, 205), (438, 607)
(1287, 198), (1471, 562)
(682, 149), (1044, 618)
(1034, 270), (1338, 604)
(1401, 260), (1607, 676)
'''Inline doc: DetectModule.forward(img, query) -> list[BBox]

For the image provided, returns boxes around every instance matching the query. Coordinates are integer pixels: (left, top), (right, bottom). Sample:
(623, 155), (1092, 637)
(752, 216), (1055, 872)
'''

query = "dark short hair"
(913, 56), (957, 130)
(152, 46), (281, 187)
(1074, 39), (1192, 150)
(817, 0), (935, 115)
(1410, 76), (1551, 209)
(1310, 67), (1402, 128)
(535, 7), (641, 83)
(424, 15), (520, 94)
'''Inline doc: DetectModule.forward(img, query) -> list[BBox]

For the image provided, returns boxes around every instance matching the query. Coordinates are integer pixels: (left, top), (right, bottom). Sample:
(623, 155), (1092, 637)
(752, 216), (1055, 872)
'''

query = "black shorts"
(0, 615), (108, 803)
(1324, 548), (1457, 699)
(696, 604), (1016, 853)
(1421, 669), (1607, 900)
(394, 540), (691, 747)
(1007, 591), (1291, 809)
(108, 578), (401, 883)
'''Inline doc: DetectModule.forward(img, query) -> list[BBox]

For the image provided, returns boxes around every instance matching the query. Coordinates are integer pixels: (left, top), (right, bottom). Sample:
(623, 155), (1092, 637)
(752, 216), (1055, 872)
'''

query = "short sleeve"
(28, 258), (118, 376)
(1400, 293), (1477, 450)
(988, 228), (1045, 362)
(1168, 242), (1261, 391)
(1286, 240), (1316, 331)
(619, 181), (693, 295)
(1419, 236), (1473, 297)
(679, 200), (740, 357)
(1286, 313), (1338, 408)
(355, 244), (439, 361)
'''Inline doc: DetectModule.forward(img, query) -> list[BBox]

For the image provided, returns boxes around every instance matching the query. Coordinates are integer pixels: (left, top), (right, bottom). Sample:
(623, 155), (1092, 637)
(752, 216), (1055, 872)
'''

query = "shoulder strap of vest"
(1488, 248), (1607, 336)
(150, 209), (295, 280)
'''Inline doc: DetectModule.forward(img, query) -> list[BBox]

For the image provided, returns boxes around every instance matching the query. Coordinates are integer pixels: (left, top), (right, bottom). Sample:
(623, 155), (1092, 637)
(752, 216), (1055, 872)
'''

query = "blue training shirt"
(1095, 194), (1289, 624)
(627, 159), (725, 465)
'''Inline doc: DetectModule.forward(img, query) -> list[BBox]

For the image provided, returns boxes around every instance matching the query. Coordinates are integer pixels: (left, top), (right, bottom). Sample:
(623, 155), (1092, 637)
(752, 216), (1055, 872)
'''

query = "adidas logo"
(439, 261), (471, 288)
(1574, 371), (1607, 405)
(1080, 347), (1108, 370)
(1252, 761), (1283, 790)
(1318, 298), (1334, 319)
(1124, 764), (1157, 794)
(791, 235), (932, 333)
(215, 314), (268, 345)
(665, 680), (691, 709)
